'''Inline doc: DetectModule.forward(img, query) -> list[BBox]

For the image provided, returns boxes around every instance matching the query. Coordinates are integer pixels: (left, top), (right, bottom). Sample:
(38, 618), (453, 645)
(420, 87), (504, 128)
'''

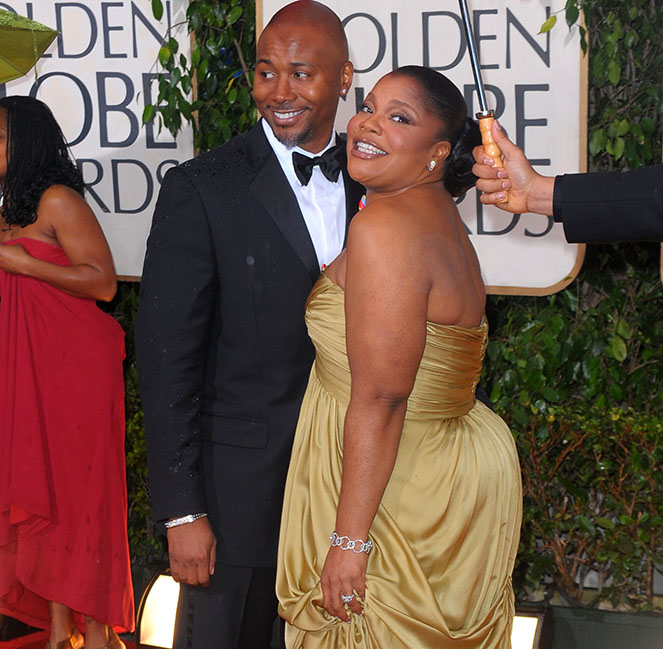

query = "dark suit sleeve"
(135, 164), (218, 522)
(553, 165), (663, 242)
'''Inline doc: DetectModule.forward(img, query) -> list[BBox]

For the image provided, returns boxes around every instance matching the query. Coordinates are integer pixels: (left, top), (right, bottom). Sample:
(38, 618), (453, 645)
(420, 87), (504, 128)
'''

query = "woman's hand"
(320, 546), (368, 622)
(0, 242), (31, 274)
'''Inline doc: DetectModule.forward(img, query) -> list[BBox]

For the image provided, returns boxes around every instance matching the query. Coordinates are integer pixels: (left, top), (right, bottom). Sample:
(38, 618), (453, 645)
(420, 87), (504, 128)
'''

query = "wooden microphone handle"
(478, 114), (508, 203)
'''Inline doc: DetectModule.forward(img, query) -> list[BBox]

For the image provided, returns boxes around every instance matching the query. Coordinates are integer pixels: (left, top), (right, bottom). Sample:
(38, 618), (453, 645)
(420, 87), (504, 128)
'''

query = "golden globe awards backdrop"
(0, 0), (193, 278)
(258, 0), (588, 294)
(0, 0), (588, 290)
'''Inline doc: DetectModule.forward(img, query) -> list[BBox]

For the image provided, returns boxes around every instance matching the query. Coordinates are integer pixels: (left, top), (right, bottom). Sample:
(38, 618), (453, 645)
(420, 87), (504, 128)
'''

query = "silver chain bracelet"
(330, 531), (373, 554)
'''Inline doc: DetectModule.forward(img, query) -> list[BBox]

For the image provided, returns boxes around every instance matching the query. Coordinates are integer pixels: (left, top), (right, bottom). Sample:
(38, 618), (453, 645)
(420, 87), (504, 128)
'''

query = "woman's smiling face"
(346, 73), (448, 195)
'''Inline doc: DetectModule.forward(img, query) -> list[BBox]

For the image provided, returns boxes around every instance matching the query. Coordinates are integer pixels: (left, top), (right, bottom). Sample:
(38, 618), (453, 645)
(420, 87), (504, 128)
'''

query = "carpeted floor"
(0, 630), (48, 649)
(0, 631), (137, 649)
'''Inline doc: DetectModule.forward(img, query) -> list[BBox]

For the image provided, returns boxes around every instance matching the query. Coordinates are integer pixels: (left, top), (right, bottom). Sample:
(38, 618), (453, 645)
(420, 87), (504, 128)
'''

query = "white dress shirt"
(262, 119), (346, 269)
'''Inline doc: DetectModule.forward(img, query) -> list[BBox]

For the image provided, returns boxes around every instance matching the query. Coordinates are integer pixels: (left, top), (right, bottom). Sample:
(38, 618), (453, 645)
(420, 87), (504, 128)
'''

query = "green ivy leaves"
(227, 6), (243, 25)
(514, 405), (663, 608)
(595, 5), (658, 169)
(565, 0), (580, 27)
(151, 0), (163, 21)
(484, 243), (663, 608)
(539, 15), (557, 34)
(543, 2), (662, 171)
(144, 0), (257, 152)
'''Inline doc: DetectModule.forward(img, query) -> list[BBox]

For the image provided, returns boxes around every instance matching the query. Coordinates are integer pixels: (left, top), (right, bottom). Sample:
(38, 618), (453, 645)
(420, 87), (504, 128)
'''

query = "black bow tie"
(292, 144), (344, 186)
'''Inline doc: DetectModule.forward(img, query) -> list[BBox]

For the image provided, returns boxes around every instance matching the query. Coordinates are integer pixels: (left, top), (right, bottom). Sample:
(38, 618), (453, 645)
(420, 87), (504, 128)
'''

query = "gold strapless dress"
(277, 275), (522, 649)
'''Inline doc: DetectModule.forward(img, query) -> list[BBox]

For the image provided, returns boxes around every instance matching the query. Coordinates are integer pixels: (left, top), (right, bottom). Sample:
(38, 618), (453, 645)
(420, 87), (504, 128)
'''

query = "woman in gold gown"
(277, 66), (522, 649)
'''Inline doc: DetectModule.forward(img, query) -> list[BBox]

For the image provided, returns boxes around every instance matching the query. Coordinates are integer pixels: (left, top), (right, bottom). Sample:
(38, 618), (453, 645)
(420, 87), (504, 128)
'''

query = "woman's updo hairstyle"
(0, 95), (84, 228)
(390, 66), (481, 197)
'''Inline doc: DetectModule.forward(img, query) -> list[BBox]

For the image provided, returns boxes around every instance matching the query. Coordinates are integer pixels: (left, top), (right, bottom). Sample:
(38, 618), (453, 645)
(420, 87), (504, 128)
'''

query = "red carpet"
(0, 631), (48, 649)
(0, 633), (137, 649)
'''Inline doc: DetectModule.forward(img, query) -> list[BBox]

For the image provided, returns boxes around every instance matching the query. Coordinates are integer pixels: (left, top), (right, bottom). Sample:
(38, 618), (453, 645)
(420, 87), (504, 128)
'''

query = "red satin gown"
(0, 238), (134, 632)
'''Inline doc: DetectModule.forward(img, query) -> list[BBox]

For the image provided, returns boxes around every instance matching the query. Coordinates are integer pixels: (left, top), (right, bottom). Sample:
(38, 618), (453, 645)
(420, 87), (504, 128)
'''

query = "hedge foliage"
(484, 243), (663, 608)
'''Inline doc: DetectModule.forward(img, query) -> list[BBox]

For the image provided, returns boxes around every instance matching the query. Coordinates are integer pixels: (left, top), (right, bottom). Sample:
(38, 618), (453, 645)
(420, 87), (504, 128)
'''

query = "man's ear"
(340, 61), (354, 96)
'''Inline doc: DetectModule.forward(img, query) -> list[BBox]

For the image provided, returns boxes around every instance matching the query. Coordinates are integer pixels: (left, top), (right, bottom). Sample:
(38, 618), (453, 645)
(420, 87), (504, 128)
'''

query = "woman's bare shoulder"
(37, 185), (95, 224)
(39, 184), (86, 209)
(349, 194), (418, 243)
(32, 185), (106, 249)
(346, 193), (437, 289)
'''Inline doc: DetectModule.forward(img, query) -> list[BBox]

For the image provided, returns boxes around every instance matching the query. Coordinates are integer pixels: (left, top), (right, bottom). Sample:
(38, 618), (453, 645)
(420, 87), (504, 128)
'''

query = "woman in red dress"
(0, 97), (133, 648)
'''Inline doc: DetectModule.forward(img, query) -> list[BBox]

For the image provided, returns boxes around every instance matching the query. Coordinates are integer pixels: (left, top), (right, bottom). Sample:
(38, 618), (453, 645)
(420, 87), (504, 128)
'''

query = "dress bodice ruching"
(307, 274), (487, 419)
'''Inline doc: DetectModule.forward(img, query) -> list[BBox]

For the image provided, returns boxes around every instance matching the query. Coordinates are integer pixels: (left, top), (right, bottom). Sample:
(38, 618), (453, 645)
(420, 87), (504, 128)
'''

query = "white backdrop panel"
(1, 0), (194, 278)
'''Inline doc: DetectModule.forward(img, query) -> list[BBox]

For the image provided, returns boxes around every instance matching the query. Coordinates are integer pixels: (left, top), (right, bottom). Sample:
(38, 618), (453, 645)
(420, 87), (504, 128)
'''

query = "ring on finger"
(341, 593), (355, 604)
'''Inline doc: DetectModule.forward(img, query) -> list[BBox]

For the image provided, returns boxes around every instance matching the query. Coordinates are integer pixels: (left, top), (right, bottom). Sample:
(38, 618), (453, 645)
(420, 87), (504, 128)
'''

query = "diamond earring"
(428, 160), (436, 172)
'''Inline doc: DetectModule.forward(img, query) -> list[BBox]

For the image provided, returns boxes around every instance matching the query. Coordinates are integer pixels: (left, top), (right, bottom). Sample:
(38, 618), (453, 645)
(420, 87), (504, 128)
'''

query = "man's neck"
(261, 119), (336, 156)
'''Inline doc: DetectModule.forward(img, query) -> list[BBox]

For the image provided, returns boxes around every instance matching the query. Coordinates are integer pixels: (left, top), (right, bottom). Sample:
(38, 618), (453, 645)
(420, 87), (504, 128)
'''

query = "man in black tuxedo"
(134, 3), (362, 648)
(471, 120), (663, 242)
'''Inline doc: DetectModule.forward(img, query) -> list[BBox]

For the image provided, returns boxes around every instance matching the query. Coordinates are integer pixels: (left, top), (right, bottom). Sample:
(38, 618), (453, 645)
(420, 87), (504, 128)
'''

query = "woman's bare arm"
(0, 185), (117, 301)
(320, 199), (430, 620)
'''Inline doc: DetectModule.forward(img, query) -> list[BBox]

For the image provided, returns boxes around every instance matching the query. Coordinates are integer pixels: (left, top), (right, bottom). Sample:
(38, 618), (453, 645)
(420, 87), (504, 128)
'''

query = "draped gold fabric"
(277, 275), (522, 649)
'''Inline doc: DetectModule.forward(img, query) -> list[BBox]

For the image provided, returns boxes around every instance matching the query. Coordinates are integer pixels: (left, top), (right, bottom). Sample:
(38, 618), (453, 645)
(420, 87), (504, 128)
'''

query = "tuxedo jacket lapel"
(247, 126), (321, 283)
(247, 125), (365, 276)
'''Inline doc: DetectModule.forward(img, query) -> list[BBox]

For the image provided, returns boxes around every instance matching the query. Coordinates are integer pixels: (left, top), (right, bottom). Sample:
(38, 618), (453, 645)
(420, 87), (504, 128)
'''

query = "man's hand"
(167, 517), (217, 586)
(472, 120), (555, 217)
